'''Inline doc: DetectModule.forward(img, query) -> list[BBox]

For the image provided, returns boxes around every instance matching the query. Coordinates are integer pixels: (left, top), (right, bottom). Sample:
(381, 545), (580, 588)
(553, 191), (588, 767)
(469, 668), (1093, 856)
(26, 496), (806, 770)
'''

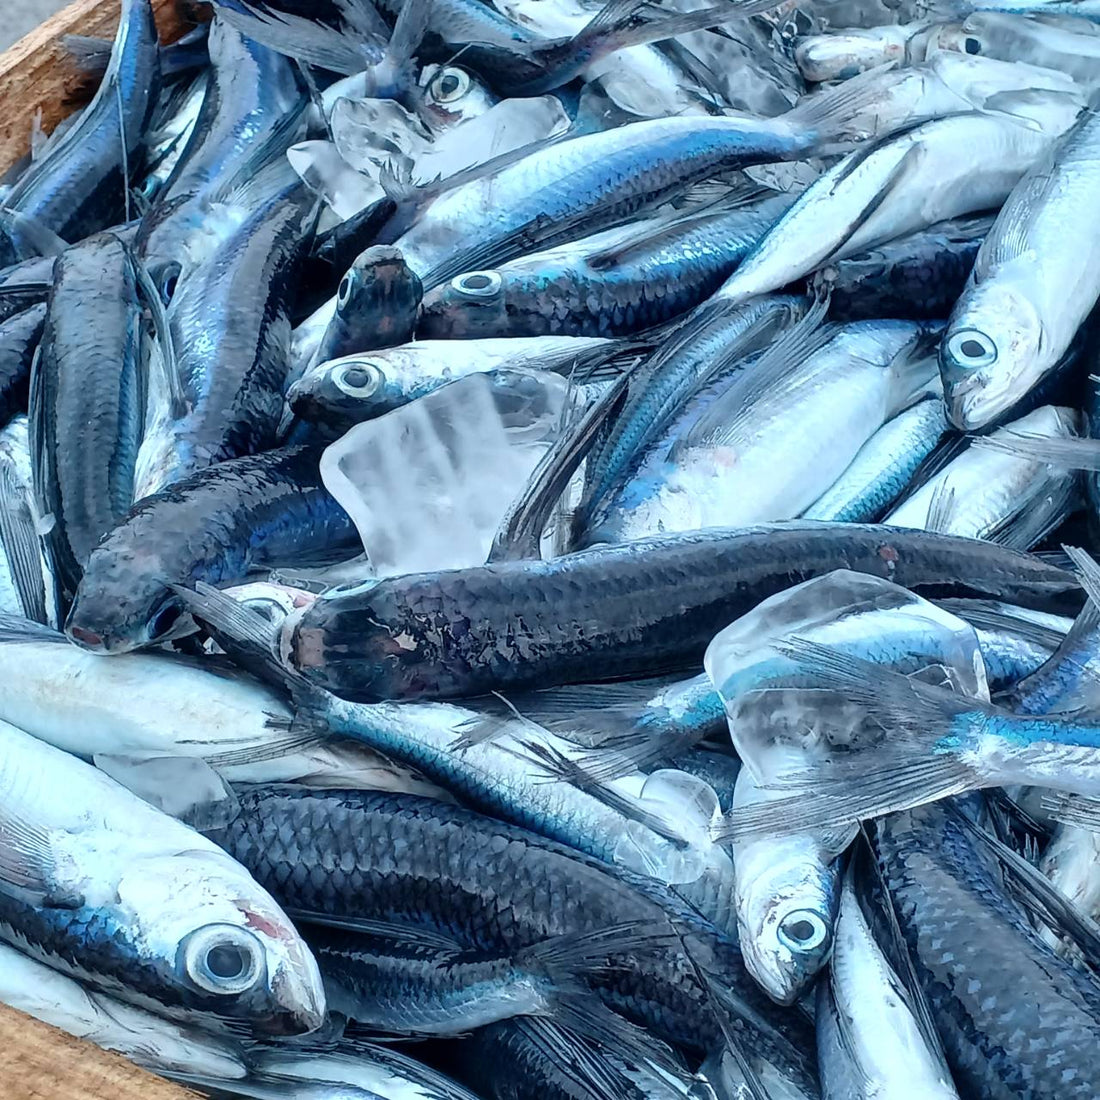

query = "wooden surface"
(0, 0), (198, 175)
(0, 1003), (200, 1099)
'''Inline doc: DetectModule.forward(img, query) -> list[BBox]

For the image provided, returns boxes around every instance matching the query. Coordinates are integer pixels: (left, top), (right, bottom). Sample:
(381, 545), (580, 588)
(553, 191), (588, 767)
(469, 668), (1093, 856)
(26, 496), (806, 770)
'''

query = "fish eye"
(452, 271), (501, 299)
(334, 360), (381, 397)
(946, 328), (997, 369)
(180, 924), (266, 996)
(138, 176), (159, 200)
(337, 273), (355, 309)
(149, 602), (182, 640)
(964, 36), (981, 54)
(777, 910), (828, 954)
(159, 262), (182, 304)
(429, 67), (471, 104)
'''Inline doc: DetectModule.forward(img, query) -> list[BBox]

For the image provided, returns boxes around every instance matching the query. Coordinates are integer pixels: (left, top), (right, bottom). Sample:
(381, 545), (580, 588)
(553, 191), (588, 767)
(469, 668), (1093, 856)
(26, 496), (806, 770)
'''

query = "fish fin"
(0, 208), (67, 262)
(210, 0), (384, 74)
(1065, 545), (1100, 609)
(986, 478), (1078, 552)
(92, 754), (240, 831)
(923, 479), (958, 535)
(59, 33), (112, 78)
(1041, 791), (1100, 833)
(552, 991), (688, 1083)
(383, 0), (432, 80)
(488, 368), (631, 562)
(784, 60), (901, 145)
(287, 910), (467, 955)
(129, 249), (185, 421)
(518, 920), (681, 977)
(673, 294), (830, 455)
(973, 431), (1100, 472)
(715, 638), (984, 838)
(0, 612), (61, 643)
(167, 582), (304, 694)
(948, 804), (1100, 970)
(504, 1019), (640, 1100)
(978, 159), (1056, 267)
(939, 598), (1066, 654)
(0, 457), (48, 625)
(0, 804), (71, 907)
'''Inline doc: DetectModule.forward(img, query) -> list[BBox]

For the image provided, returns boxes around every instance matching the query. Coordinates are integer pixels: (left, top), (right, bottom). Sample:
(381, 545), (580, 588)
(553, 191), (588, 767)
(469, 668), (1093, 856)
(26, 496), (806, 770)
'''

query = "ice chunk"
(287, 140), (382, 220)
(321, 369), (574, 576)
(704, 569), (989, 785)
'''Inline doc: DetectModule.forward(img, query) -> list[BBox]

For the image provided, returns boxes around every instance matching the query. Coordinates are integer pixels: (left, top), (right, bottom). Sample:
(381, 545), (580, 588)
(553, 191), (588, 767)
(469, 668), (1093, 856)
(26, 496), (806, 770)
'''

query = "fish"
(0, 717), (325, 1033)
(872, 801), (1100, 1098)
(29, 232), (152, 605)
(0, 940), (247, 1081)
(0, 302), (45, 430)
(582, 317), (939, 544)
(941, 105), (1100, 429)
(67, 445), (359, 653)
(2, 0), (159, 242)
(284, 523), (1079, 701)
(288, 336), (616, 432)
(416, 192), (796, 340)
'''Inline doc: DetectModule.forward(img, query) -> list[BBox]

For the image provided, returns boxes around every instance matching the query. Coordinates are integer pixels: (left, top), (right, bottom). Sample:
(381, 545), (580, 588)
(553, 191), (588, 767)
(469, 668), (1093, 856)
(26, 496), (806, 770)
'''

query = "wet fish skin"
(149, 186), (317, 492)
(817, 216), (990, 323)
(288, 336), (613, 432)
(873, 802), (1100, 1099)
(66, 445), (358, 654)
(3, 0), (159, 242)
(941, 106), (1100, 430)
(0, 303), (45, 430)
(30, 232), (147, 603)
(287, 523), (1080, 701)
(416, 194), (794, 340)
(0, 719), (325, 1034)
(802, 397), (949, 523)
(212, 785), (817, 1087)
(0, 941), (247, 1081)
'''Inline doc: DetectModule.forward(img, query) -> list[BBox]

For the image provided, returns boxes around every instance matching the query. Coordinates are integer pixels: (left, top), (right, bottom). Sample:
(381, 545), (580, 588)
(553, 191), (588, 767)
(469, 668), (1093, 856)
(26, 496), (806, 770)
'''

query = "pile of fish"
(8, 0), (1100, 1095)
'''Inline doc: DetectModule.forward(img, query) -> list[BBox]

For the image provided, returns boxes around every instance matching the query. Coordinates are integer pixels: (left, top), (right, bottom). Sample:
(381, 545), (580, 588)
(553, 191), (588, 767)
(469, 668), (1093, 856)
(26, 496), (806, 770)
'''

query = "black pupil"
(206, 944), (248, 980)
(342, 367), (370, 388)
(965, 37), (980, 53)
(463, 274), (493, 291)
(440, 74), (460, 96)
(960, 339), (987, 359)
(787, 920), (816, 943)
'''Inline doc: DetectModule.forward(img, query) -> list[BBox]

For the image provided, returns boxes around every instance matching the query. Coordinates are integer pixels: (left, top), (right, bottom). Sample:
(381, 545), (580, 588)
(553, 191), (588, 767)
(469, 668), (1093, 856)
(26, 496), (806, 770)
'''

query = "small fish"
(0, 718), (325, 1033)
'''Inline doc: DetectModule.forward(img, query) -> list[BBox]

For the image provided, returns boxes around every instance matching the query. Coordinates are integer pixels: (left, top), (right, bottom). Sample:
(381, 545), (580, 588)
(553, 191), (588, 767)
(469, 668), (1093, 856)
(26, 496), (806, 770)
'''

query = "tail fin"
(971, 430), (1100, 471)
(0, 457), (48, 625)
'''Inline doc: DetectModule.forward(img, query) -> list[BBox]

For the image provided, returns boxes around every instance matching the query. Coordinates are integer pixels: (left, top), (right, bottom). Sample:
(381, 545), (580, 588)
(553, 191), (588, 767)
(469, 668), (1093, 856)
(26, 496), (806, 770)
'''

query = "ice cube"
(321, 369), (574, 576)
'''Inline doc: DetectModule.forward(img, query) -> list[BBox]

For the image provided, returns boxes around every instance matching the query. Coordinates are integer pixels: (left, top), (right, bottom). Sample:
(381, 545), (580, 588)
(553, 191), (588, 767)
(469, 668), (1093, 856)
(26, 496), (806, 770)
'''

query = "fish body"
(0, 718), (324, 1032)
(286, 523), (1079, 701)
(30, 232), (146, 601)
(941, 107), (1100, 429)
(0, 302), (45, 429)
(3, 0), (159, 241)
(417, 194), (794, 340)
(68, 445), (358, 653)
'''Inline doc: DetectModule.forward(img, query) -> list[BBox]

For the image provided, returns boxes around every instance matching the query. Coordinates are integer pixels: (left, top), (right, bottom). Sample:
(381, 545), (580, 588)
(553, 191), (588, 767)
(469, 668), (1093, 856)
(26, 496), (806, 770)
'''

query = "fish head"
(66, 545), (190, 653)
(120, 850), (325, 1035)
(940, 282), (1043, 431)
(736, 847), (838, 1005)
(417, 271), (508, 339)
(288, 354), (393, 429)
(338, 245), (422, 349)
(417, 64), (497, 134)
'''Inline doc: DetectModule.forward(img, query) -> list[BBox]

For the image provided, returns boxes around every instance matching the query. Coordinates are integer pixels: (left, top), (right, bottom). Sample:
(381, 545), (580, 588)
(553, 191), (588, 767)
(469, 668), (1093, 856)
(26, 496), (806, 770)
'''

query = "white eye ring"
(180, 924), (265, 996)
(777, 910), (829, 954)
(333, 360), (382, 398)
(337, 273), (354, 309)
(430, 67), (471, 104)
(946, 328), (997, 369)
(452, 271), (501, 299)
